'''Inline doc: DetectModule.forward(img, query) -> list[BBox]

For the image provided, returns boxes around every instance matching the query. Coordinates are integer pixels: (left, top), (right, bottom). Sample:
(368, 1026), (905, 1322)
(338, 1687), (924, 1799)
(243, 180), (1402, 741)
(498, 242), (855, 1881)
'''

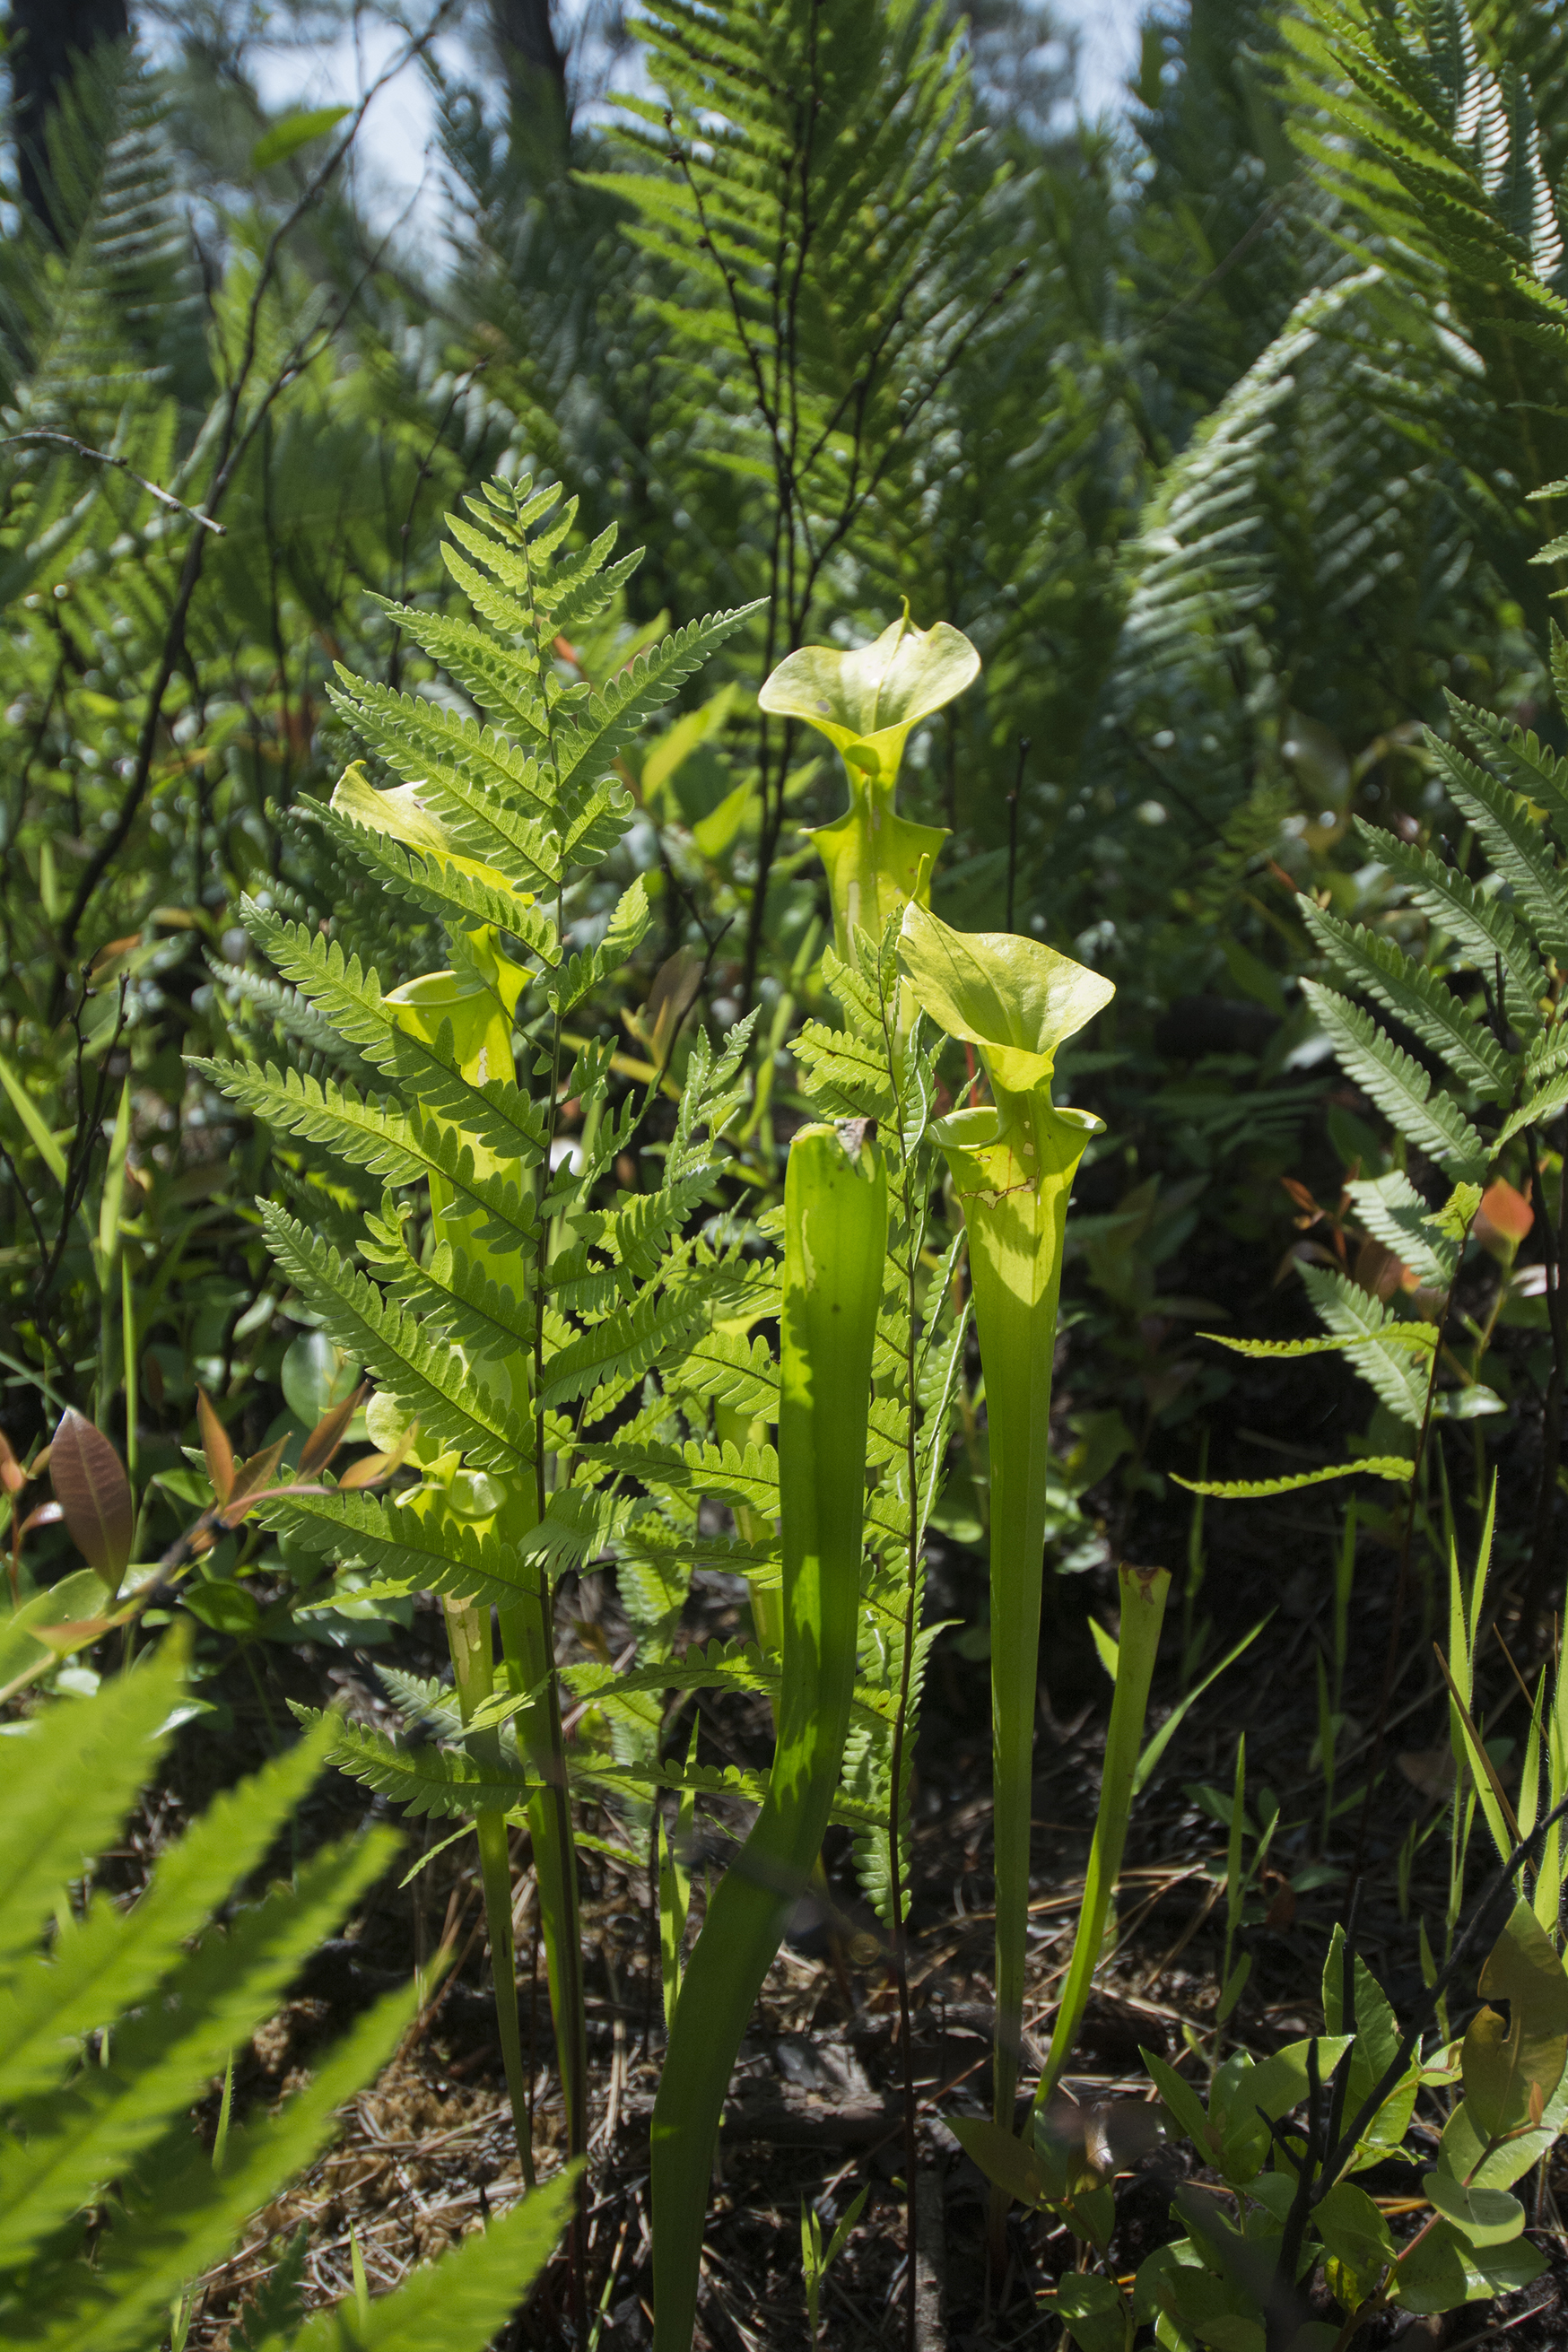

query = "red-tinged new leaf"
(220, 1437), (290, 1522)
(196, 1387), (235, 1503)
(299, 1383), (367, 1477)
(0, 1428), (24, 1497)
(50, 1407), (134, 1590)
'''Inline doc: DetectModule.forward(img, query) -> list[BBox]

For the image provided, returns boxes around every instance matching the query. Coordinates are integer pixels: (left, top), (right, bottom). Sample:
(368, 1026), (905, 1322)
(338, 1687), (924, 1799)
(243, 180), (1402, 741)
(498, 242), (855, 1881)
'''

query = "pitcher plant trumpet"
(760, 608), (979, 956)
(898, 901), (1115, 2229)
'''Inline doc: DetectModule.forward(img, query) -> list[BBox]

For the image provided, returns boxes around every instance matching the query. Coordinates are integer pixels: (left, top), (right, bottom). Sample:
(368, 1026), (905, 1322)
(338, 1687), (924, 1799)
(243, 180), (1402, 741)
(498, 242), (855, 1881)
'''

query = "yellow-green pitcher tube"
(897, 900), (1114, 2259)
(931, 1090), (1101, 2144)
(650, 1122), (886, 2352)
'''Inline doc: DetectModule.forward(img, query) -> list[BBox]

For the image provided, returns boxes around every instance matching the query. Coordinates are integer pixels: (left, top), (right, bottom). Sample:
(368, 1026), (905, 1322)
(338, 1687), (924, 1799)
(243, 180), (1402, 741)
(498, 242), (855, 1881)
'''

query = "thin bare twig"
(0, 432), (226, 533)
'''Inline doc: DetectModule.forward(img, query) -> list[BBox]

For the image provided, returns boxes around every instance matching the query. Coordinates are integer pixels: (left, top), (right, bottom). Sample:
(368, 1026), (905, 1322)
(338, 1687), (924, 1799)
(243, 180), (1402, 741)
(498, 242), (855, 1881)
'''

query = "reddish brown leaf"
(49, 1408), (134, 1591)
(196, 1387), (235, 1503)
(1264, 1883), (1297, 1931)
(0, 1428), (25, 1497)
(19, 1502), (63, 1537)
(1477, 1178), (1534, 1259)
(299, 1383), (366, 1477)
(218, 1437), (290, 1523)
(88, 933), (142, 973)
(29, 1616), (116, 1653)
(336, 1452), (389, 1492)
(1353, 1237), (1405, 1301)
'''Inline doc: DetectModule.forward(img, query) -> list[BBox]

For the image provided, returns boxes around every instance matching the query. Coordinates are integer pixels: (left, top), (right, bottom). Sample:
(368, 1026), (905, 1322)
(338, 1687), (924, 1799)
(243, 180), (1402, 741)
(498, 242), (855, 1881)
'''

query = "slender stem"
(1523, 1128), (1568, 1636)
(1350, 1224), (1474, 1893)
(1006, 739), (1028, 935)
(523, 516), (588, 2332)
(880, 995), (926, 2352)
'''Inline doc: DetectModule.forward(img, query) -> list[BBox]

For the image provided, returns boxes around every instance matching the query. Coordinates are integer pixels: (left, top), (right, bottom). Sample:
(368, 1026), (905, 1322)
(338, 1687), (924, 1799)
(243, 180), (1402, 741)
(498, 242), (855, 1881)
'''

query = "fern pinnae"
(242, 910), (551, 1167)
(204, 1061), (543, 1250)
(1355, 818), (1548, 1027)
(367, 1227), (535, 1367)
(1424, 733), (1568, 966)
(0, 1834), (394, 2270)
(1300, 1263), (1429, 1426)
(296, 795), (563, 959)
(290, 1710), (537, 1820)
(1446, 695), (1568, 847)
(259, 1208), (535, 1475)
(324, 680), (564, 888)
(1300, 980), (1490, 1179)
(270, 1490), (537, 1613)
(1302, 899), (1511, 1098)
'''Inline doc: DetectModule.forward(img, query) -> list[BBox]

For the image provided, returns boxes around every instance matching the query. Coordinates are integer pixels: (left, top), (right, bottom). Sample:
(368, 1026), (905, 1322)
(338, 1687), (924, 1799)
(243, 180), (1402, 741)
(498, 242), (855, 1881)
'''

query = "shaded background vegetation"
(12, 0), (1568, 2341)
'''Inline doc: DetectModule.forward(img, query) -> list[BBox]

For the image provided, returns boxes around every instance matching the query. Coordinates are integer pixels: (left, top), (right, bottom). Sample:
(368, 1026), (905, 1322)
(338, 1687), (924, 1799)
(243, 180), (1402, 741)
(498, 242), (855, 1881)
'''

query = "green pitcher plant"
(650, 1119), (886, 2352)
(898, 902), (1115, 2209)
(759, 608), (979, 956)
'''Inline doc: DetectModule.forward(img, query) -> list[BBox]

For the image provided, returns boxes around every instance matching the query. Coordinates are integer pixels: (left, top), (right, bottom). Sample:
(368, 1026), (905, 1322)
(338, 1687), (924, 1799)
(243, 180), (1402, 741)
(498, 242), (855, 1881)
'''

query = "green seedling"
(761, 608), (978, 955)
(801, 2184), (868, 2350)
(650, 1120), (887, 2352)
(1033, 1562), (1171, 2116)
(898, 901), (1114, 2226)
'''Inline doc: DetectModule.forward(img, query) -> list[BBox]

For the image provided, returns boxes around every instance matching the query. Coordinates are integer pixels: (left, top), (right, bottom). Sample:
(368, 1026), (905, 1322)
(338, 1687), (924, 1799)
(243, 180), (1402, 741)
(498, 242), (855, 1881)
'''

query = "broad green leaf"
(1461, 1899), (1568, 2139)
(1395, 2215), (1546, 2314)
(1421, 2173), (1524, 2247)
(1050, 2273), (1126, 2352)
(948, 2115), (1052, 2210)
(251, 105), (351, 170)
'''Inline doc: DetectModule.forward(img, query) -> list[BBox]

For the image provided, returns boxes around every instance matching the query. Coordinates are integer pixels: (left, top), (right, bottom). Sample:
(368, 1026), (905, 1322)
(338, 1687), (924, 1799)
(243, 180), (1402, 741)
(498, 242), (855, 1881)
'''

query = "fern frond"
(792, 1019), (898, 1119)
(1174, 1459), (1415, 1499)
(0, 1653), (179, 1976)
(551, 605), (762, 797)
(1302, 902), (1510, 1099)
(0, 1832), (392, 2270)
(1448, 697), (1568, 848)
(325, 675), (564, 892)
(0, 1719), (336, 2105)
(267, 1489), (538, 1612)
(1300, 1260), (1430, 1426)
(300, 795), (560, 963)
(197, 1061), (541, 1250)
(1357, 818), (1547, 1029)
(1424, 736), (1568, 967)
(366, 1224), (534, 1367)
(545, 878), (651, 1017)
(1346, 1170), (1461, 1287)
(243, 910), (550, 1169)
(258, 1208), (535, 1475)
(292, 1709), (536, 1818)
(1300, 980), (1489, 1179)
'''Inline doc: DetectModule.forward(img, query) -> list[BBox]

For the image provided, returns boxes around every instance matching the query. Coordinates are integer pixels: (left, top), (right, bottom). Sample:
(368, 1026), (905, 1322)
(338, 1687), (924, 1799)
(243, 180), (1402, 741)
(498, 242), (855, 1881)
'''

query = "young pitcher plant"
(899, 902), (1115, 2209)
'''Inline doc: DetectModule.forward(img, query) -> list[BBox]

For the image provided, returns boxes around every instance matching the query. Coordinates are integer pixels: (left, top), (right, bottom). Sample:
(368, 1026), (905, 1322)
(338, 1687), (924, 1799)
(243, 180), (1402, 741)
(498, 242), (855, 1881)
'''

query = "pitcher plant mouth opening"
(762, 608), (980, 958)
